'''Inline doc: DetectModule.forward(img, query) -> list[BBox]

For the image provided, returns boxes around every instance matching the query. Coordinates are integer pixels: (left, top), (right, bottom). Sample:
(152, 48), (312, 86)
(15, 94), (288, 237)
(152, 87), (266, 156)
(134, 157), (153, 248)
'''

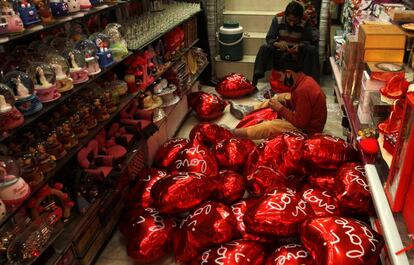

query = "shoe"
(229, 101), (254, 120)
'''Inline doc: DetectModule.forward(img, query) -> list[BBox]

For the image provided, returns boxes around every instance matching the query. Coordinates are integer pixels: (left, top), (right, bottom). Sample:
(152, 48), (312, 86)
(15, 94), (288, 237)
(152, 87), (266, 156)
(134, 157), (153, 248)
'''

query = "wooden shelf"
(0, 52), (134, 143)
(330, 56), (413, 265)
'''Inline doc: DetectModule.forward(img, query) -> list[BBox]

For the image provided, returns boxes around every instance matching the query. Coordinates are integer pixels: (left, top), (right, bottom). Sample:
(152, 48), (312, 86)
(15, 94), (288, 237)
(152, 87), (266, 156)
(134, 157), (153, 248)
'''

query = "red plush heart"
(244, 188), (311, 237)
(192, 240), (266, 265)
(189, 123), (234, 147)
(336, 163), (373, 215)
(215, 73), (255, 98)
(188, 91), (228, 121)
(153, 138), (189, 168)
(126, 208), (176, 263)
(246, 166), (290, 197)
(303, 134), (356, 169)
(301, 217), (383, 265)
(213, 138), (251, 171)
(173, 201), (239, 264)
(236, 107), (277, 128)
(151, 172), (215, 215)
(214, 170), (246, 204)
(170, 134), (219, 177)
(265, 244), (315, 265)
(126, 168), (167, 210)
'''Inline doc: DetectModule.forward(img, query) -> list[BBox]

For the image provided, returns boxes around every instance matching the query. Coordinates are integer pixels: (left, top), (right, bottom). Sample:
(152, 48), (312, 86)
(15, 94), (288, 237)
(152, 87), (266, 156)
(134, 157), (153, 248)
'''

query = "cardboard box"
(363, 48), (405, 62)
(359, 24), (406, 49)
(391, 10), (414, 22)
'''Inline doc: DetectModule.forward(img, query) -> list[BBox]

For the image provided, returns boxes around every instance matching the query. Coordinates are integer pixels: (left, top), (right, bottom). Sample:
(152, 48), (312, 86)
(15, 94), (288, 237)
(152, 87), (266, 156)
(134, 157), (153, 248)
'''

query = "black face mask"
(284, 73), (294, 87)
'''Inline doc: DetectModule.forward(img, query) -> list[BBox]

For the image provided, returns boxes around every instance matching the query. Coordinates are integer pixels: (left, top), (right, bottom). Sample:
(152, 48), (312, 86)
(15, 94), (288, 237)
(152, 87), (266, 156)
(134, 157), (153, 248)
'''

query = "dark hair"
(278, 53), (303, 73)
(285, 1), (304, 19)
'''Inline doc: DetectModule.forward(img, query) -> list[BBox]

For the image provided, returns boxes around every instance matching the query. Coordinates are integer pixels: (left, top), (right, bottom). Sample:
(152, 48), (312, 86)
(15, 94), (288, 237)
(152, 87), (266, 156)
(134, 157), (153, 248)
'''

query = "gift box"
(391, 10), (414, 22)
(385, 93), (414, 212)
(342, 35), (362, 69)
(366, 62), (405, 82)
(362, 69), (385, 91)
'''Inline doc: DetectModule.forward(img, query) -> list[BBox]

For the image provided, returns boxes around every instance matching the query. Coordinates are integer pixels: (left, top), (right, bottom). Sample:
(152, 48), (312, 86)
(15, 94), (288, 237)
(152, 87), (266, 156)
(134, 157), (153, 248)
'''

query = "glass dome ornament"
(62, 48), (89, 84)
(103, 23), (128, 61)
(50, 37), (73, 53)
(17, 0), (41, 27)
(0, 156), (30, 208)
(89, 32), (114, 68)
(0, 83), (24, 131)
(75, 39), (101, 76)
(45, 54), (73, 93)
(3, 71), (42, 116)
(26, 62), (60, 103)
(49, 0), (69, 17)
(0, 0), (24, 34)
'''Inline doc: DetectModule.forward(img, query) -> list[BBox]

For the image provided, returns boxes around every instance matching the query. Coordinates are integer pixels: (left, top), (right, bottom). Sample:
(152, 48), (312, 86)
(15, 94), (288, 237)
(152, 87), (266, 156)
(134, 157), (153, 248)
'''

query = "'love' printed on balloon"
(265, 244), (314, 265)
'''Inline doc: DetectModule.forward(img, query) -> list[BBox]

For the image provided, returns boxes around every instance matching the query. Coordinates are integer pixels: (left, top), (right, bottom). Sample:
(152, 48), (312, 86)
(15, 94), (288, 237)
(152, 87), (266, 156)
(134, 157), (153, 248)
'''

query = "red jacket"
(278, 73), (327, 134)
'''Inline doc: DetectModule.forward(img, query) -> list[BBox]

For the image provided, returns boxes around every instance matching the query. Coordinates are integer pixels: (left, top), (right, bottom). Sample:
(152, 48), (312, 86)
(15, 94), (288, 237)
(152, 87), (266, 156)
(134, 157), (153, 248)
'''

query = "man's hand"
(287, 45), (299, 54)
(274, 41), (288, 51)
(269, 98), (284, 112)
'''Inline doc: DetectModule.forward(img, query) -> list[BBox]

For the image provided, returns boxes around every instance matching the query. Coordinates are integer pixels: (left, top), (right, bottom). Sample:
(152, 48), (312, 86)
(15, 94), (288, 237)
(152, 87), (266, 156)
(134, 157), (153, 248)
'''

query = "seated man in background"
(252, 0), (320, 86)
(230, 54), (327, 140)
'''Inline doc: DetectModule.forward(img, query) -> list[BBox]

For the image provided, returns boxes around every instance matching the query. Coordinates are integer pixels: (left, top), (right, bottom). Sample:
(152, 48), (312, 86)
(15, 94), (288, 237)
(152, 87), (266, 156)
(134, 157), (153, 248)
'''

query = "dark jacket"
(265, 16), (313, 47)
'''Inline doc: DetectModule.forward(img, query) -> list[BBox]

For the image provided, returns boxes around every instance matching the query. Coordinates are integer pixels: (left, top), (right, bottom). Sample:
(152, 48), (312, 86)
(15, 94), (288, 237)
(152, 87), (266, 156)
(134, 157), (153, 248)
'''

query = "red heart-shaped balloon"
(173, 201), (239, 264)
(170, 135), (219, 177)
(244, 188), (311, 237)
(192, 240), (266, 265)
(214, 170), (246, 204)
(151, 172), (215, 215)
(265, 244), (315, 265)
(301, 187), (340, 217)
(303, 134), (356, 169)
(238, 138), (256, 154)
(153, 138), (189, 168)
(300, 217), (383, 265)
(126, 168), (168, 210)
(231, 199), (274, 243)
(236, 107), (278, 129)
(215, 73), (255, 98)
(188, 91), (228, 121)
(308, 170), (337, 191)
(213, 138), (251, 171)
(336, 163), (373, 215)
(246, 166), (290, 197)
(189, 123), (234, 147)
(126, 208), (176, 263)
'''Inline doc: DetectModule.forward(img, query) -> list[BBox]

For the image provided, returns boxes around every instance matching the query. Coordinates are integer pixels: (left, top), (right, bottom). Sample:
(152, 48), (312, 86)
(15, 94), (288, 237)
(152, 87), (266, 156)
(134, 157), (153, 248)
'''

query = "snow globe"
(26, 62), (59, 103)
(49, 0), (69, 17)
(4, 71), (42, 115)
(75, 39), (101, 76)
(89, 32), (114, 68)
(0, 83), (24, 130)
(45, 54), (73, 93)
(50, 37), (73, 53)
(63, 48), (89, 83)
(0, 0), (24, 34)
(0, 156), (30, 208)
(103, 23), (128, 61)
(17, 0), (41, 27)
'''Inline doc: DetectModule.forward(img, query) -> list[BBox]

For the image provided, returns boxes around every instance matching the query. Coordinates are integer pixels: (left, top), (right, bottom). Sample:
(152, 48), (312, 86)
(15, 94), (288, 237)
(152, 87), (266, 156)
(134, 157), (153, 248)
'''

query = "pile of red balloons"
(215, 73), (256, 98)
(121, 124), (383, 265)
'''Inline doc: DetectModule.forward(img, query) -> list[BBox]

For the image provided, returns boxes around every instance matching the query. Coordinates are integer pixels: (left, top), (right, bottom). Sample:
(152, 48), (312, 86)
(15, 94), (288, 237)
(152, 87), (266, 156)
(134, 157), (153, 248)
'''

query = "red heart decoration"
(301, 187), (340, 217)
(192, 240), (266, 265)
(173, 201), (239, 264)
(244, 188), (312, 237)
(151, 172), (215, 215)
(188, 91), (228, 121)
(153, 138), (189, 168)
(308, 170), (337, 191)
(300, 217), (383, 265)
(265, 244), (315, 265)
(213, 138), (251, 171)
(215, 73), (255, 98)
(126, 208), (176, 263)
(336, 163), (373, 215)
(214, 170), (246, 204)
(189, 123), (234, 147)
(236, 107), (277, 129)
(246, 166), (290, 197)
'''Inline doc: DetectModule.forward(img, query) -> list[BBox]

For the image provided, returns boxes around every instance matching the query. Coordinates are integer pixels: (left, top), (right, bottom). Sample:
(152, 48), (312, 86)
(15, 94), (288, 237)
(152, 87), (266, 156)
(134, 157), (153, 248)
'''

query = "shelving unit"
(330, 56), (414, 265)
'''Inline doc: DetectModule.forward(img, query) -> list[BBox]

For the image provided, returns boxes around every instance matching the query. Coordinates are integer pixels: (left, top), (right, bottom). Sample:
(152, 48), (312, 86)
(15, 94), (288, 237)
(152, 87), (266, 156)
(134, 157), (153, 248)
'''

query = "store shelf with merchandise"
(330, 56), (414, 265)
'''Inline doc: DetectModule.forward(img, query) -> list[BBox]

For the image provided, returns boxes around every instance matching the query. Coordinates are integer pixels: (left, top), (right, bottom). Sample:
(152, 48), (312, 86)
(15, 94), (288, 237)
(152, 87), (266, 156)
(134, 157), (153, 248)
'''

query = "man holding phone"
(251, 1), (319, 86)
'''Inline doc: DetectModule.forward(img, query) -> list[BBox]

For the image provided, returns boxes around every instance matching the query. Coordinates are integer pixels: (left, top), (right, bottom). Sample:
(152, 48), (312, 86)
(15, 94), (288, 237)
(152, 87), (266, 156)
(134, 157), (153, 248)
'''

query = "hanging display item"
(4, 71), (43, 116)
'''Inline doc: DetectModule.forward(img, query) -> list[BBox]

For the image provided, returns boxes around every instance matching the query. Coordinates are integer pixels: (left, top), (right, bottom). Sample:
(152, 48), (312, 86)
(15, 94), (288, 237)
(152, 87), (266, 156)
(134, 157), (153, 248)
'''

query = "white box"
(357, 104), (372, 125)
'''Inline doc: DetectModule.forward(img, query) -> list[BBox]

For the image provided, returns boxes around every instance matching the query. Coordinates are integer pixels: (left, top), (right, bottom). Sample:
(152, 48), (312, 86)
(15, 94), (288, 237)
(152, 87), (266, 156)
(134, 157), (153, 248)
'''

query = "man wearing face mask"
(251, 0), (319, 86)
(230, 54), (327, 140)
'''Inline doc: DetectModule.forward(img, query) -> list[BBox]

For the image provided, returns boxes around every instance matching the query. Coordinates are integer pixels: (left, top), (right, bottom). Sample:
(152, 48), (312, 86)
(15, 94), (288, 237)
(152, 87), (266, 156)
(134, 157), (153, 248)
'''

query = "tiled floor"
(95, 74), (343, 265)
